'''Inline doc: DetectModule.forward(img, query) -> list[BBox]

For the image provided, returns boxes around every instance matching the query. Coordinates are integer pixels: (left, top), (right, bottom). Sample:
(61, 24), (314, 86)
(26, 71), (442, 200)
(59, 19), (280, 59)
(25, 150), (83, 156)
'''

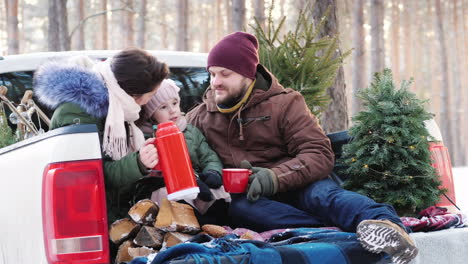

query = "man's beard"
(215, 84), (248, 107)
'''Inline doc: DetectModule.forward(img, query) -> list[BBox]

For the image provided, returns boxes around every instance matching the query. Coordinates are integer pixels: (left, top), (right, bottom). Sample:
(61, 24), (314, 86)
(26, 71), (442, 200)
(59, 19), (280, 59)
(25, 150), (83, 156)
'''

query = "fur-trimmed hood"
(34, 60), (109, 118)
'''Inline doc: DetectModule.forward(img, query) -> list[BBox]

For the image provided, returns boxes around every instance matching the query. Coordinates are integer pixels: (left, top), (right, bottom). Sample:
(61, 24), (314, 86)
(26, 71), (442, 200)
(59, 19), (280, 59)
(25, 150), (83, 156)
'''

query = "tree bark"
(351, 0), (364, 118)
(216, 0), (222, 40)
(136, 0), (146, 48)
(5, 0), (19, 54)
(122, 0), (134, 47)
(48, 0), (69, 51)
(72, 0), (85, 50)
(176, 0), (189, 51)
(451, 0), (464, 165)
(434, 0), (454, 161)
(280, 0), (286, 18)
(253, 0), (265, 31)
(391, 0), (400, 84)
(225, 0), (233, 33)
(160, 0), (168, 49)
(202, 3), (210, 52)
(403, 0), (412, 79)
(370, 0), (385, 77)
(232, 0), (245, 32)
(312, 0), (349, 133)
(462, 0), (468, 164)
(99, 0), (108, 49)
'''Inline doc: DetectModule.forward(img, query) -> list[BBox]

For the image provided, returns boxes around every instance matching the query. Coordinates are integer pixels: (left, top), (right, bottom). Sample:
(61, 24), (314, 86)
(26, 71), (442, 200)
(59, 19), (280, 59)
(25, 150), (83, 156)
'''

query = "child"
(138, 79), (230, 219)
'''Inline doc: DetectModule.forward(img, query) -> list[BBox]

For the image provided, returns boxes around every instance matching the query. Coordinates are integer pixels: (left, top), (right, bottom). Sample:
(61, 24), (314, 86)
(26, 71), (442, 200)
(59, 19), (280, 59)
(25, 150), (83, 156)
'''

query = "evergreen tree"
(250, 3), (350, 116)
(341, 69), (443, 215)
(0, 104), (16, 148)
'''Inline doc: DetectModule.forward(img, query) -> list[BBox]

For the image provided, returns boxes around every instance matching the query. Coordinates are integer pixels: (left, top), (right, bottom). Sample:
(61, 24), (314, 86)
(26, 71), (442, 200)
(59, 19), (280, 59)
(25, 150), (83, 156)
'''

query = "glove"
(240, 160), (278, 202)
(131, 176), (165, 204)
(199, 170), (223, 188)
(196, 178), (214, 202)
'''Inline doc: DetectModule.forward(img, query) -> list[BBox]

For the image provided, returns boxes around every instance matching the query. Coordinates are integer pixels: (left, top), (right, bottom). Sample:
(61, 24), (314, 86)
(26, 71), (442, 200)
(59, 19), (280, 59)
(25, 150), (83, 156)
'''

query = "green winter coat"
(184, 124), (223, 175)
(51, 102), (148, 225)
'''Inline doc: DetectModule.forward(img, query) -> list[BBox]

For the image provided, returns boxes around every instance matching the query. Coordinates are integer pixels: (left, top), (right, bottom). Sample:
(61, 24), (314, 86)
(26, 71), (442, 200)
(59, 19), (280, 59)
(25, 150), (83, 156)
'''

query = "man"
(187, 32), (418, 264)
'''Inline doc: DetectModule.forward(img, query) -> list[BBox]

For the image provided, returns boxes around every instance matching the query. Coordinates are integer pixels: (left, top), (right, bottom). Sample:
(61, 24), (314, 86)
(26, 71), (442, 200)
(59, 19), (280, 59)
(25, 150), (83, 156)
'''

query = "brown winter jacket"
(187, 65), (335, 192)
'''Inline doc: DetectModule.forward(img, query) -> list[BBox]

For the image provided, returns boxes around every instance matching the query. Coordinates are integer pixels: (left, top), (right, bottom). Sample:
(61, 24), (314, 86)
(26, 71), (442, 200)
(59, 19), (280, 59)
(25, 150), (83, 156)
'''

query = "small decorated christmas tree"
(341, 69), (444, 215)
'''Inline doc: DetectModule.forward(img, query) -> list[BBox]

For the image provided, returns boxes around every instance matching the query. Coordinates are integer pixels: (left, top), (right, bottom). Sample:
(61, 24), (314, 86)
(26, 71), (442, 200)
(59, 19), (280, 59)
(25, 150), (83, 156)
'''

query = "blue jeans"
(229, 178), (405, 233)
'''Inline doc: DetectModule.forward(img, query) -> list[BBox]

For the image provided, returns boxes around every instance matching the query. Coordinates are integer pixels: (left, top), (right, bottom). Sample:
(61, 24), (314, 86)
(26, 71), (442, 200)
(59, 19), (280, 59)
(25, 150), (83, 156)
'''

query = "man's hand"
(240, 160), (278, 202)
(198, 170), (223, 188)
(139, 138), (158, 169)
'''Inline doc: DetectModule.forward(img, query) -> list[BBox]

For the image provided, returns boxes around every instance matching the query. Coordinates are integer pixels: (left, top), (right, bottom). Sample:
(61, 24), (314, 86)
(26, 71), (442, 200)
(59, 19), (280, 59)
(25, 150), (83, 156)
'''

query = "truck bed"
(0, 124), (102, 263)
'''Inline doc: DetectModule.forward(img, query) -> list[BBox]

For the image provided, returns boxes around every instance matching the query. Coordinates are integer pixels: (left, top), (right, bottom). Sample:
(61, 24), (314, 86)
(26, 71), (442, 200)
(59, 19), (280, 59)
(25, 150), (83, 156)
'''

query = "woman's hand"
(139, 138), (158, 169)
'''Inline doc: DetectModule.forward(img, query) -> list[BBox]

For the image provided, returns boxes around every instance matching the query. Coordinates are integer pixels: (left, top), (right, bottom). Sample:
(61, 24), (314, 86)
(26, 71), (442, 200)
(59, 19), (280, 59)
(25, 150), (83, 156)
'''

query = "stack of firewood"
(109, 198), (203, 263)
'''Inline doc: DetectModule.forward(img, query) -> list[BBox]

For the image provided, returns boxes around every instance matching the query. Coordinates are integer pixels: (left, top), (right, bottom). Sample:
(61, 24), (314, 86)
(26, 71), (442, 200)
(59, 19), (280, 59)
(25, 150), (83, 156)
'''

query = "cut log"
(133, 226), (164, 249)
(172, 200), (200, 233)
(129, 199), (159, 224)
(201, 224), (227, 238)
(128, 246), (157, 259)
(115, 240), (134, 264)
(154, 199), (200, 233)
(154, 198), (176, 231)
(109, 218), (141, 244)
(163, 232), (193, 248)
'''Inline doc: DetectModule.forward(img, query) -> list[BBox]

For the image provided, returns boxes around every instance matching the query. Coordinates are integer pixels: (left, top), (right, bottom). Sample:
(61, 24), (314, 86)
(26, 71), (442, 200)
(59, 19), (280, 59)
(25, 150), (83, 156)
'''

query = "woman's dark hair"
(111, 48), (169, 96)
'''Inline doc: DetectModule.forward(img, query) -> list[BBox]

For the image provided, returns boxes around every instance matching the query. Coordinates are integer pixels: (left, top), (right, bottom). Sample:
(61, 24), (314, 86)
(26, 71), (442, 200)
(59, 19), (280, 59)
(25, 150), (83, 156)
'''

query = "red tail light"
(42, 160), (109, 264)
(429, 142), (456, 207)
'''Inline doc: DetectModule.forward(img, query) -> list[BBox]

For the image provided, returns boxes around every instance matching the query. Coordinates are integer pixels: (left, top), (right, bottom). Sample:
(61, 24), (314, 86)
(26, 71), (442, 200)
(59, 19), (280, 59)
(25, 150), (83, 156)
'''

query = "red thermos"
(153, 121), (199, 201)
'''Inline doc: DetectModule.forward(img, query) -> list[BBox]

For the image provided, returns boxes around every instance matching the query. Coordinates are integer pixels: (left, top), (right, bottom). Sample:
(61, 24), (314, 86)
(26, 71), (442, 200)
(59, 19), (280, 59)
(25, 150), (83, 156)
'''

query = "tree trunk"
(72, 0), (85, 50)
(462, 0), (468, 164)
(110, 0), (120, 49)
(434, 0), (454, 161)
(57, 0), (70, 51)
(176, 0), (189, 51)
(136, 0), (146, 48)
(216, 0), (222, 40)
(451, 0), (464, 165)
(253, 0), (265, 31)
(391, 0), (400, 84)
(403, 0), (412, 80)
(99, 0), (108, 49)
(202, 3), (210, 52)
(5, 0), (19, 54)
(160, 0), (168, 49)
(370, 0), (385, 77)
(312, 0), (349, 133)
(280, 0), (286, 18)
(351, 0), (364, 118)
(225, 0), (233, 33)
(123, 0), (134, 47)
(232, 0), (245, 32)
(48, 0), (69, 51)
(48, 0), (60, 51)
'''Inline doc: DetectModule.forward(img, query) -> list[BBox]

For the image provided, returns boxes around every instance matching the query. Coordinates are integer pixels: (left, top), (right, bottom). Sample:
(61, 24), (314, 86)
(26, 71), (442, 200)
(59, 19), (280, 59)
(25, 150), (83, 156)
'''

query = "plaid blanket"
(401, 206), (465, 232)
(131, 228), (390, 264)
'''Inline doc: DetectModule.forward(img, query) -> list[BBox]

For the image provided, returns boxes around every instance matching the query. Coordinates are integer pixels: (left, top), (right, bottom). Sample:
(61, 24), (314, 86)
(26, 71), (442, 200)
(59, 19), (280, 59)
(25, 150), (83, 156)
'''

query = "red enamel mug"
(222, 168), (252, 193)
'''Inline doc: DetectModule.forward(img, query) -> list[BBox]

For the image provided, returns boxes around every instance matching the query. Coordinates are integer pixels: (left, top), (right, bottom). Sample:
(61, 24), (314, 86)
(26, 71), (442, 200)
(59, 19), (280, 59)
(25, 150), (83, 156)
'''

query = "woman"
(34, 48), (169, 224)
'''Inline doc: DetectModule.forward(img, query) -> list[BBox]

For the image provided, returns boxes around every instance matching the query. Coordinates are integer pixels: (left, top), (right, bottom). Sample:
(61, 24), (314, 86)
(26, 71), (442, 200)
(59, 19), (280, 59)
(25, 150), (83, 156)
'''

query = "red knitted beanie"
(207, 32), (259, 80)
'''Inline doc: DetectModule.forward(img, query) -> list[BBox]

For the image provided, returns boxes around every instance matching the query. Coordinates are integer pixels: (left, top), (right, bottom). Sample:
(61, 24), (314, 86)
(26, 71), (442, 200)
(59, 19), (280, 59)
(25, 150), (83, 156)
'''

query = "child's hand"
(199, 170), (223, 188)
(139, 138), (158, 169)
(197, 179), (214, 202)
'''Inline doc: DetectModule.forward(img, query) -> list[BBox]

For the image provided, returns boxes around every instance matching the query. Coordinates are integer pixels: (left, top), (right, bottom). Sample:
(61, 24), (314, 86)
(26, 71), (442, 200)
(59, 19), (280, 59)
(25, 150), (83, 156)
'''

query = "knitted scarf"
(94, 58), (146, 160)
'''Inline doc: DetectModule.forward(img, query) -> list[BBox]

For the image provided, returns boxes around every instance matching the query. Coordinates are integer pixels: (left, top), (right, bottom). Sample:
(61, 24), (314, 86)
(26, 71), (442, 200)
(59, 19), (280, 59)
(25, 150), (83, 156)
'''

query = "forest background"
(1, 0), (467, 166)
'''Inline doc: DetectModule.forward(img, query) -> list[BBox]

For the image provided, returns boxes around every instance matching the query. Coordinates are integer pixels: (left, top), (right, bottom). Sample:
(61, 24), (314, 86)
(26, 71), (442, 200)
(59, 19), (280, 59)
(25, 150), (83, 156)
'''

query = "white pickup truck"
(0, 51), (209, 264)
